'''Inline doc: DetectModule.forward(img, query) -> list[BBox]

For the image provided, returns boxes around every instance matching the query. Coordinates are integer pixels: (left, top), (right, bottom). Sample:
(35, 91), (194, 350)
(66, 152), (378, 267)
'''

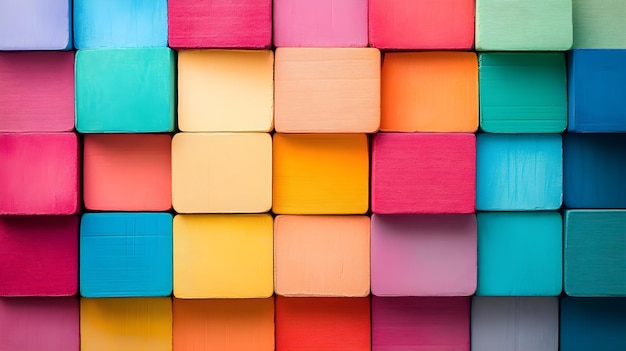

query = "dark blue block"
(561, 297), (626, 351)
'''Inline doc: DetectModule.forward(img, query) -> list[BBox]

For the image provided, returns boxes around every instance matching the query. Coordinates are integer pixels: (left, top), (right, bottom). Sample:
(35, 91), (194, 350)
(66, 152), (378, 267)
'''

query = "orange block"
(381, 52), (478, 132)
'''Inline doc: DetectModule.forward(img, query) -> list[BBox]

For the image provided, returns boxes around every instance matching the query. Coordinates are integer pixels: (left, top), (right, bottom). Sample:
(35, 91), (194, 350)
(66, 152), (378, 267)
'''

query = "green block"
(76, 48), (175, 133)
(479, 53), (567, 133)
(573, 0), (626, 48)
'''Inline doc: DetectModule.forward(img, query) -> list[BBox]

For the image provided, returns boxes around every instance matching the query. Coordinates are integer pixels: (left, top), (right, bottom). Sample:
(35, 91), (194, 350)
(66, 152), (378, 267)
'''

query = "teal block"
(572, 0), (626, 49)
(479, 53), (567, 133)
(477, 212), (562, 296)
(561, 297), (626, 351)
(565, 210), (626, 297)
(75, 48), (175, 133)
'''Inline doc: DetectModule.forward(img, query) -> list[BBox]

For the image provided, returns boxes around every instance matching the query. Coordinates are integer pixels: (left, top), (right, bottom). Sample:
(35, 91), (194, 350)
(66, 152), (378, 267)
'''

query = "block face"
(0, 0), (71, 50)
(477, 212), (563, 296)
(80, 213), (173, 297)
(274, 48), (380, 133)
(0, 133), (79, 215)
(476, 0), (573, 51)
(372, 133), (476, 214)
(274, 215), (370, 297)
(75, 48), (175, 133)
(572, 0), (626, 48)
(272, 134), (369, 214)
(173, 214), (273, 298)
(172, 133), (272, 213)
(561, 297), (626, 351)
(476, 134), (563, 211)
(178, 50), (274, 132)
(168, 0), (271, 49)
(381, 52), (478, 132)
(479, 53), (567, 133)
(369, 0), (474, 49)
(0, 52), (74, 132)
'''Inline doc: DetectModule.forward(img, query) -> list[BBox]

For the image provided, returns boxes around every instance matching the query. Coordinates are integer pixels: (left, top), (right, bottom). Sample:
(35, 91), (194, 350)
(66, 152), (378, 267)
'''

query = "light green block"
(573, 0), (626, 48)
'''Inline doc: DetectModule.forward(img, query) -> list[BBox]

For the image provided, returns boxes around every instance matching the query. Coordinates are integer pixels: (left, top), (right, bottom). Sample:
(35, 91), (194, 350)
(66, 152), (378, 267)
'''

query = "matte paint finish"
(572, 0), (626, 48)
(561, 298), (626, 351)
(0, 0), (72, 50)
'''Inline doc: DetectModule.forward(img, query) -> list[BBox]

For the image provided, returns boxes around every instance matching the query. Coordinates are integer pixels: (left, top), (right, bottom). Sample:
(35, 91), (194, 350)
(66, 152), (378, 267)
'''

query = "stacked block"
(0, 0), (72, 50)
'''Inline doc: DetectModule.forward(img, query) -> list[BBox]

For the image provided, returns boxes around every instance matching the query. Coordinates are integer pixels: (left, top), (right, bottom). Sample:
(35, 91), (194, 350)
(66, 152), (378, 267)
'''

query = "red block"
(372, 133), (476, 214)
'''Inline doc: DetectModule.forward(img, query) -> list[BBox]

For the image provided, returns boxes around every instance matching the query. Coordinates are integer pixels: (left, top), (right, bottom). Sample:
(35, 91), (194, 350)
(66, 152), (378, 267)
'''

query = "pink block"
(0, 52), (74, 132)
(0, 133), (79, 215)
(0, 216), (78, 296)
(0, 297), (79, 351)
(168, 0), (272, 49)
(371, 214), (476, 296)
(273, 0), (368, 47)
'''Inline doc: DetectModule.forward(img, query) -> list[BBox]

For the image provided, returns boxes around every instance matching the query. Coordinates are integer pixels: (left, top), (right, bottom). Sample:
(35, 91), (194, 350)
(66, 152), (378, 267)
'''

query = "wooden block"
(372, 297), (470, 351)
(172, 133), (271, 213)
(476, 134), (563, 211)
(372, 133), (475, 214)
(0, 133), (79, 215)
(477, 212), (562, 296)
(80, 297), (172, 351)
(479, 53), (567, 133)
(573, 0), (626, 48)
(565, 210), (626, 296)
(0, 52), (74, 132)
(178, 50), (274, 132)
(80, 213), (173, 298)
(0, 297), (79, 351)
(273, 134), (369, 214)
(173, 298), (274, 351)
(275, 296), (370, 351)
(561, 297), (626, 351)
(0, 0), (72, 50)
(369, 0), (474, 50)
(371, 214), (476, 297)
(274, 215), (370, 297)
(173, 214), (273, 298)
(0, 216), (78, 296)
(274, 48), (380, 133)
(75, 48), (175, 133)
(476, 0), (573, 51)
(273, 0), (367, 47)
(168, 0), (271, 49)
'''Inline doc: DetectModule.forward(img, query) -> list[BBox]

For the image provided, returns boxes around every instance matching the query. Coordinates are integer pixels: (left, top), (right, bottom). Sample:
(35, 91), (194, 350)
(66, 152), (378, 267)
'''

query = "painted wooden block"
(173, 298), (274, 351)
(477, 212), (562, 296)
(0, 0), (72, 50)
(80, 213), (173, 297)
(0, 52), (74, 132)
(178, 50), (273, 132)
(173, 214), (273, 298)
(273, 134), (369, 214)
(479, 53), (567, 133)
(168, 0), (271, 49)
(372, 297), (470, 351)
(273, 0), (367, 47)
(568, 50), (626, 132)
(565, 210), (626, 296)
(561, 297), (626, 351)
(476, 0), (573, 51)
(275, 296), (370, 351)
(371, 214), (476, 297)
(472, 297), (559, 351)
(369, 0), (474, 50)
(75, 48), (175, 133)
(274, 215), (370, 297)
(0, 216), (78, 296)
(274, 48), (380, 133)
(81, 297), (172, 351)
(381, 52), (478, 132)
(476, 134), (563, 211)
(572, 0), (626, 48)
(372, 133), (475, 214)
(172, 133), (271, 213)
(0, 297), (79, 351)
(0, 133), (79, 215)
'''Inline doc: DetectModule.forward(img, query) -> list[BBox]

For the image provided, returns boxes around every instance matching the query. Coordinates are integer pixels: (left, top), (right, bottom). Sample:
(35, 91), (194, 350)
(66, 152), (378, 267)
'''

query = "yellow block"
(173, 214), (274, 298)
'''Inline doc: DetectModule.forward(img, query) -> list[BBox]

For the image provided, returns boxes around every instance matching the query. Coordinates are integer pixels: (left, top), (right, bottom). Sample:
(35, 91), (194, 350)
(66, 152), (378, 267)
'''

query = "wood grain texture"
(561, 297), (626, 351)
(0, 0), (72, 50)
(572, 0), (626, 48)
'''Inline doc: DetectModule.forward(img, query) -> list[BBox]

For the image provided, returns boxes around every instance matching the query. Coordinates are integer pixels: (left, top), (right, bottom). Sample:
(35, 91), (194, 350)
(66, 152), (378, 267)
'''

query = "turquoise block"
(565, 210), (626, 296)
(479, 53), (567, 133)
(476, 134), (563, 211)
(80, 212), (173, 297)
(477, 212), (562, 296)
(75, 48), (175, 133)
(561, 297), (626, 351)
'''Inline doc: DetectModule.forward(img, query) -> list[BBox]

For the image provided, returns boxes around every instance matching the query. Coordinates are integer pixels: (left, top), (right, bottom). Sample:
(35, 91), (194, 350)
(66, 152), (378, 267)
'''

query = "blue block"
(476, 134), (563, 211)
(561, 297), (626, 351)
(80, 212), (172, 297)
(568, 50), (626, 132)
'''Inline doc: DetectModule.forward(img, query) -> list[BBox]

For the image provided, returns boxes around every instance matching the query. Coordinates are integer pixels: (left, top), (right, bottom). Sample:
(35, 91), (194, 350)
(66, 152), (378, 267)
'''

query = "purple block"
(0, 0), (72, 50)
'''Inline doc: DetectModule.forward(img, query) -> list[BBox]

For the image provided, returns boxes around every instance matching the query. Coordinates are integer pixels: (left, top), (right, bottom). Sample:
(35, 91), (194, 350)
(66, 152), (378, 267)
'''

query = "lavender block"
(0, 0), (72, 50)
